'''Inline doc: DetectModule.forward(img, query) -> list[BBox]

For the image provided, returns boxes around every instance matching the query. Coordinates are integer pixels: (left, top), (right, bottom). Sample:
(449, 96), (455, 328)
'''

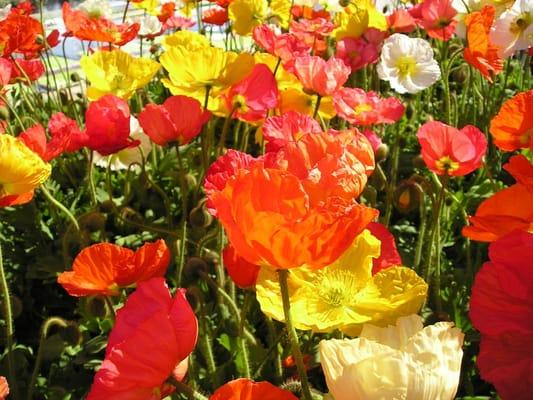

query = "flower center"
(435, 156), (459, 173)
(232, 94), (249, 113)
(511, 13), (532, 34)
(315, 269), (362, 308)
(396, 56), (417, 78)
(354, 103), (373, 115)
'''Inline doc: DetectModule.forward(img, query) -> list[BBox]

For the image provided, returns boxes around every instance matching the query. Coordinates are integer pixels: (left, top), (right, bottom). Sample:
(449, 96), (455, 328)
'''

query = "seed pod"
(189, 199), (213, 229)
(70, 72), (81, 82)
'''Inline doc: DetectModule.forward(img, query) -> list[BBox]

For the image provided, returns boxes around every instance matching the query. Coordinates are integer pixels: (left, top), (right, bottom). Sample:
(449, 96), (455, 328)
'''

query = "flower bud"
(189, 200), (213, 229)
(183, 256), (209, 281)
(85, 296), (107, 319)
(70, 72), (81, 82)
(0, 106), (10, 121)
(375, 143), (389, 162)
(394, 181), (421, 213)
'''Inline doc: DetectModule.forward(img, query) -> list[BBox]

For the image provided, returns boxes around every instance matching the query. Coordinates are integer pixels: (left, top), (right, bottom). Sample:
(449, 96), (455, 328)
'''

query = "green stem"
(0, 238), (19, 400)
(27, 318), (68, 400)
(413, 183), (427, 272)
(122, 0), (130, 22)
(278, 269), (312, 400)
(383, 130), (401, 226)
(86, 150), (98, 206)
(40, 185), (80, 232)
(167, 377), (208, 400)
(312, 95), (322, 120)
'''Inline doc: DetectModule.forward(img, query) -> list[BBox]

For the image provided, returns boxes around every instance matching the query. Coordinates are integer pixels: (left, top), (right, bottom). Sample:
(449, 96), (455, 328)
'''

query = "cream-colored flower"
(377, 34), (441, 94)
(320, 315), (464, 400)
(490, 0), (533, 57)
(137, 15), (163, 37)
(78, 0), (113, 19)
(93, 117), (152, 171)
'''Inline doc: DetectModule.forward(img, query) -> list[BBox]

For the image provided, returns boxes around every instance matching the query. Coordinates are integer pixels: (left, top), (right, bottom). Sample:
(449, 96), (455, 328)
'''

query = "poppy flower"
(335, 35), (381, 73)
(137, 15), (163, 39)
(210, 379), (297, 400)
(158, 1), (176, 23)
(334, 1), (388, 41)
(464, 6), (504, 82)
(333, 88), (404, 126)
(290, 17), (334, 55)
(0, 134), (51, 201)
(294, 56), (351, 97)
(0, 377), (8, 400)
(469, 230), (533, 400)
(320, 315), (464, 400)
(387, 8), (417, 34)
(261, 111), (322, 152)
(222, 244), (261, 289)
(256, 230), (427, 335)
(490, 0), (533, 57)
(87, 277), (198, 400)
(9, 59), (45, 83)
(62, 2), (139, 46)
(0, 12), (45, 58)
(207, 130), (378, 269)
(503, 154), (533, 189)
(138, 95), (211, 146)
(228, 0), (268, 36)
(203, 6), (229, 25)
(80, 49), (160, 100)
(417, 121), (487, 176)
(367, 222), (402, 274)
(409, 0), (458, 41)
(377, 34), (441, 94)
(489, 90), (533, 152)
(223, 63), (278, 122)
(84, 95), (139, 156)
(58, 240), (170, 297)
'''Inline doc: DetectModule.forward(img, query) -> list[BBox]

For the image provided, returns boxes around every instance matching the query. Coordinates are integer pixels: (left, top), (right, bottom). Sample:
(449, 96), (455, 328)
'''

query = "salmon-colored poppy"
(409, 0), (457, 41)
(387, 8), (416, 34)
(469, 230), (533, 400)
(417, 121), (487, 176)
(84, 95), (139, 155)
(62, 2), (139, 46)
(367, 222), (402, 274)
(210, 379), (297, 400)
(489, 90), (533, 152)
(290, 17), (334, 55)
(262, 111), (322, 152)
(464, 6), (503, 82)
(138, 95), (211, 146)
(333, 87), (404, 126)
(293, 56), (350, 97)
(203, 6), (229, 25)
(0, 377), (8, 400)
(223, 63), (278, 122)
(87, 277), (198, 400)
(58, 240), (170, 297)
(222, 244), (260, 289)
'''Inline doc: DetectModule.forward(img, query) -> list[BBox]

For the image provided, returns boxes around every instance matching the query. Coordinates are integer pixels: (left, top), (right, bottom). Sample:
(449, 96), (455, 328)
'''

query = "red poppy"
(84, 95), (138, 155)
(58, 240), (170, 297)
(489, 90), (533, 152)
(464, 6), (503, 82)
(387, 9), (416, 34)
(9, 58), (45, 83)
(417, 121), (487, 176)
(62, 3), (139, 46)
(158, 2), (176, 23)
(367, 222), (402, 274)
(335, 31), (383, 73)
(409, 0), (457, 41)
(138, 95), (211, 146)
(223, 64), (278, 122)
(0, 13), (45, 58)
(504, 154), (533, 189)
(333, 88), (404, 126)
(294, 56), (350, 97)
(291, 5), (330, 20)
(48, 112), (86, 153)
(222, 244), (260, 289)
(262, 111), (322, 152)
(203, 6), (229, 26)
(469, 230), (533, 400)
(210, 379), (297, 400)
(87, 277), (198, 400)
(0, 376), (8, 400)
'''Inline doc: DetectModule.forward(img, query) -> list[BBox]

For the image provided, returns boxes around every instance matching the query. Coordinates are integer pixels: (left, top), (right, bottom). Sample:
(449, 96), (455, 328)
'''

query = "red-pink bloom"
(138, 95), (211, 146)
(367, 222), (402, 274)
(417, 121), (487, 176)
(409, 0), (457, 41)
(163, 15), (195, 30)
(252, 25), (310, 72)
(84, 95), (138, 155)
(333, 88), (405, 126)
(224, 64), (278, 122)
(87, 277), (198, 400)
(336, 36), (380, 72)
(362, 129), (382, 152)
(293, 56), (350, 97)
(262, 111), (322, 152)
(387, 8), (417, 34)
(290, 17), (334, 55)
(202, 6), (228, 25)
(9, 58), (45, 83)
(222, 244), (261, 288)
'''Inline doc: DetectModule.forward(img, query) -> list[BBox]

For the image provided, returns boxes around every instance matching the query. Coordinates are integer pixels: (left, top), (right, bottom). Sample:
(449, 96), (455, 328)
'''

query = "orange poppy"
(0, 13), (45, 58)
(504, 154), (533, 189)
(464, 6), (503, 82)
(489, 90), (533, 152)
(210, 379), (297, 400)
(62, 3), (139, 46)
(58, 240), (170, 296)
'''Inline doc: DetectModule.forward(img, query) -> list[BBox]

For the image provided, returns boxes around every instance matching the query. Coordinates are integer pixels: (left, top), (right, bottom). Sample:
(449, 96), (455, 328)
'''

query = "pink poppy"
(409, 0), (457, 41)
(262, 111), (322, 152)
(293, 56), (350, 97)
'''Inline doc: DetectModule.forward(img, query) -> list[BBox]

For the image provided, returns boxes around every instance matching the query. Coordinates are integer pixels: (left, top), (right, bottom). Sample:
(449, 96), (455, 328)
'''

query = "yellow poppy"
(269, 0), (291, 29)
(228, 0), (268, 36)
(0, 135), (51, 196)
(162, 30), (210, 51)
(278, 87), (336, 120)
(256, 230), (428, 336)
(334, 1), (387, 40)
(80, 49), (160, 100)
(131, 0), (159, 14)
(161, 45), (255, 110)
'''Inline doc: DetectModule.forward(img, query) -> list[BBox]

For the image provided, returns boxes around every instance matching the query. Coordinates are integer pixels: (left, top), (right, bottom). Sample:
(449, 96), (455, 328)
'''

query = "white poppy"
(320, 315), (464, 400)
(138, 15), (163, 37)
(0, 4), (11, 20)
(377, 34), (441, 94)
(93, 117), (152, 171)
(490, 0), (533, 57)
(452, 0), (484, 38)
(78, 0), (113, 19)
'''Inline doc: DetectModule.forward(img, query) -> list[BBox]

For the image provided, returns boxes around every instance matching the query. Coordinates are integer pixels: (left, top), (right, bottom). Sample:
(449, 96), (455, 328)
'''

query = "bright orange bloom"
(58, 240), (170, 296)
(0, 376), (8, 400)
(464, 6), (503, 82)
(0, 13), (45, 58)
(463, 155), (533, 242)
(490, 90), (533, 152)
(210, 379), (297, 400)
(62, 3), (139, 46)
